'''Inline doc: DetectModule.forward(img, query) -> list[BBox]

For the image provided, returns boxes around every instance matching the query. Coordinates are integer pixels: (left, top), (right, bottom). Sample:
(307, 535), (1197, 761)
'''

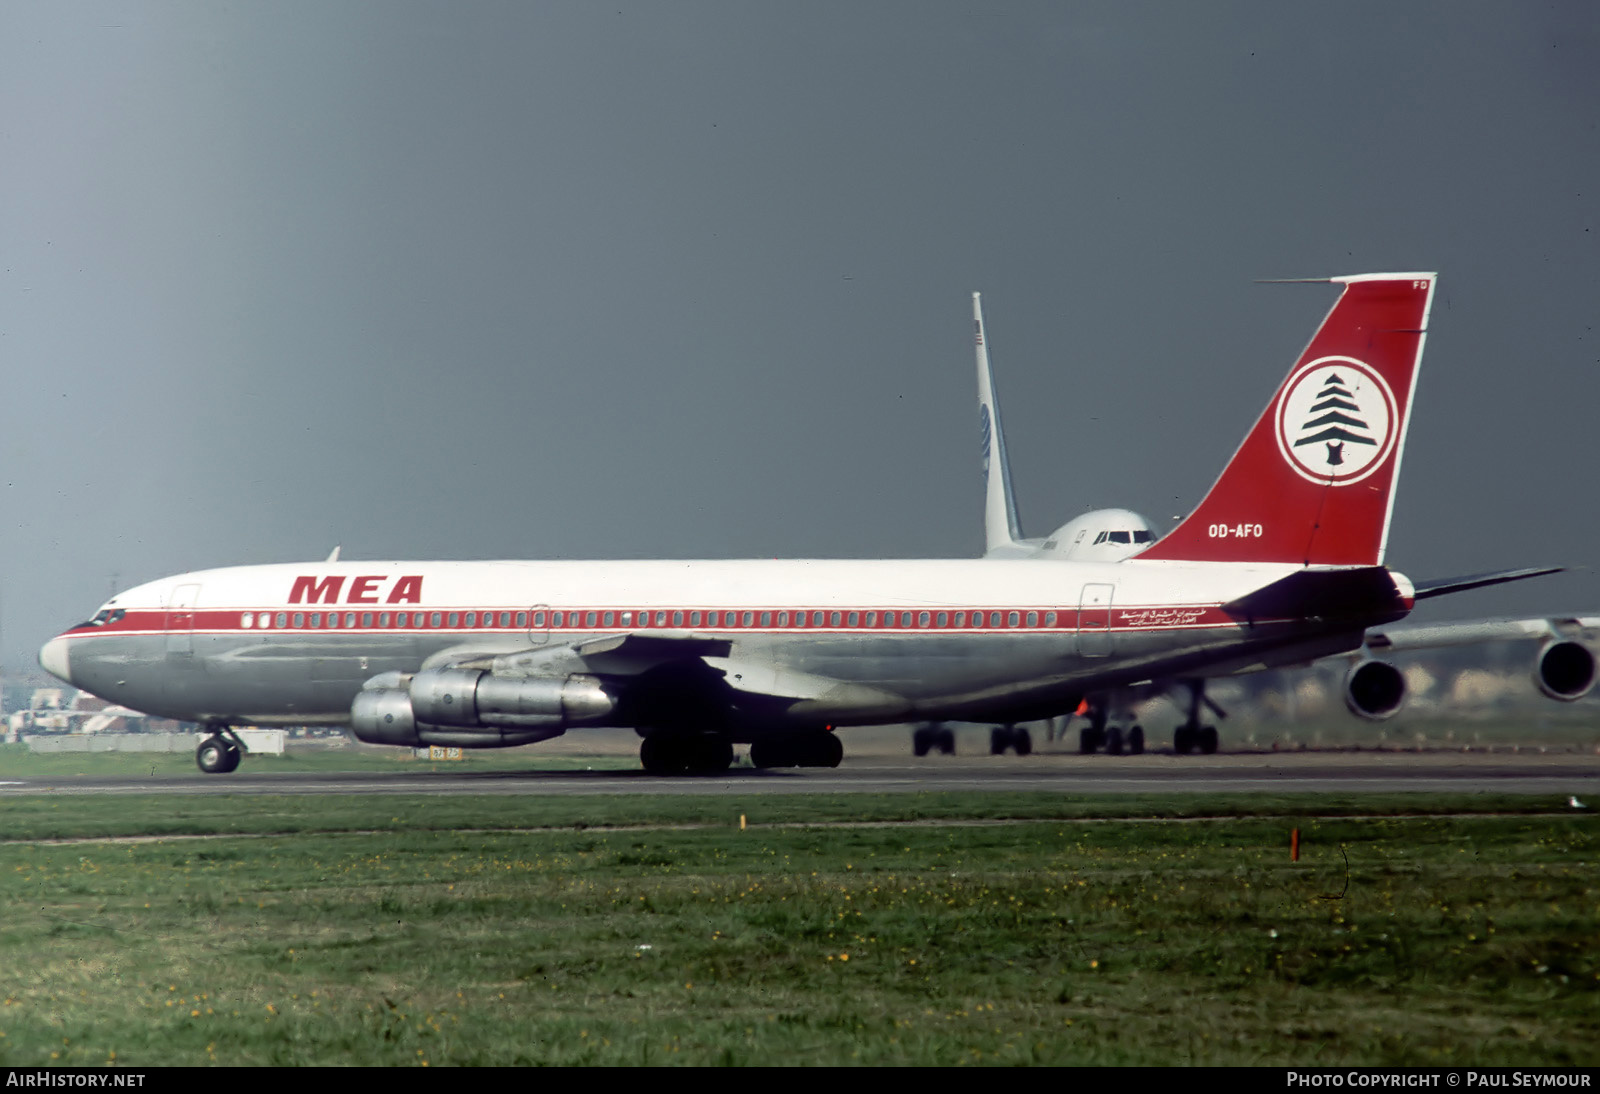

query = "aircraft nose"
(39, 636), (72, 684)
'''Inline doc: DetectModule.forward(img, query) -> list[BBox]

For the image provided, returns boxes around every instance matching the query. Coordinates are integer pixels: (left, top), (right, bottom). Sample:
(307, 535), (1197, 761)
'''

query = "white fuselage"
(41, 556), (1407, 736)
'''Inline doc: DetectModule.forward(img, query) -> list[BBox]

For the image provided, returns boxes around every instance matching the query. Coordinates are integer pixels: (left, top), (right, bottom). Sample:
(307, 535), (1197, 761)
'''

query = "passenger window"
(776, 612), (788, 626)
(954, 611), (966, 626)
(761, 611), (772, 627)
(793, 612), (805, 627)
(311, 613), (323, 628)
(901, 612), (913, 627)
(464, 612), (476, 627)
(1026, 611), (1038, 627)
(588, 611), (599, 627)
(829, 611), (841, 626)
(293, 613), (304, 628)
(379, 613), (391, 627)
(847, 612), (858, 626)
(274, 612), (288, 628)
(865, 611), (877, 626)
(1045, 611), (1057, 626)
(363, 612), (374, 627)
(989, 611), (1001, 627)
(259, 613), (273, 629)
(917, 611), (929, 627)
(1007, 611), (1019, 626)
(429, 612), (441, 627)
(241, 613), (253, 629)
(533, 612), (546, 626)
(742, 611), (754, 626)
(936, 612), (947, 627)
(605, 611), (616, 626)
(672, 611), (683, 626)
(705, 611), (717, 626)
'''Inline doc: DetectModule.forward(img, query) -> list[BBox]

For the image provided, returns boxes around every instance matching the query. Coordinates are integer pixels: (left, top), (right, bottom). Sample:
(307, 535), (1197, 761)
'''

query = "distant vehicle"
(41, 273), (1558, 776)
(960, 288), (1580, 757)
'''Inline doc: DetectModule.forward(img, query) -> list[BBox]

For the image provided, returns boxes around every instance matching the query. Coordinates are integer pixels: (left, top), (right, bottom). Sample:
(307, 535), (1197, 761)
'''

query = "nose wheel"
(195, 728), (244, 774)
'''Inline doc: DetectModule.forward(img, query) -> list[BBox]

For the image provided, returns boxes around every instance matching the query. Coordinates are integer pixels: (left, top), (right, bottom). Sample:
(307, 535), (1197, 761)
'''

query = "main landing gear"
(1172, 679), (1225, 755)
(911, 723), (956, 757)
(1076, 699), (1144, 756)
(636, 729), (845, 773)
(989, 724), (1032, 756)
(639, 733), (736, 774)
(195, 726), (246, 774)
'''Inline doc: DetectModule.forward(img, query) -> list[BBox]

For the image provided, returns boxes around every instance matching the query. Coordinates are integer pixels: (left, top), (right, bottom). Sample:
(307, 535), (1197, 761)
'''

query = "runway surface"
(4, 751), (1599, 798)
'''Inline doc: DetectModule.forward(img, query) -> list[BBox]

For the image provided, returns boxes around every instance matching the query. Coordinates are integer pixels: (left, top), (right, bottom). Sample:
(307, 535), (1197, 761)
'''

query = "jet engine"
(1534, 640), (1597, 702)
(350, 669), (616, 748)
(1343, 660), (1407, 721)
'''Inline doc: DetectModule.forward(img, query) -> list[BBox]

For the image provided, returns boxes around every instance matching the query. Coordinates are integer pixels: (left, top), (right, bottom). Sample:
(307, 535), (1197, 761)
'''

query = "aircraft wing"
(1363, 615), (1600, 653)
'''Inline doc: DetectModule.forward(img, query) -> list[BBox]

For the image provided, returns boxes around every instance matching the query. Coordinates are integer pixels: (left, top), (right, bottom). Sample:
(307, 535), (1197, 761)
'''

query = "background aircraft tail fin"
(1137, 273), (1437, 566)
(974, 292), (1025, 554)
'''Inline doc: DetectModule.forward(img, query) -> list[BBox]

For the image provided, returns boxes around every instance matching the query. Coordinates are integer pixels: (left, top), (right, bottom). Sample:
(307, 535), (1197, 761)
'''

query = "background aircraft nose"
(39, 636), (72, 683)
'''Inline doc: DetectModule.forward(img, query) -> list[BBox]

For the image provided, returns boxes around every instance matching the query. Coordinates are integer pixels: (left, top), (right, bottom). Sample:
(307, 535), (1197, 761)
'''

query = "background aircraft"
(955, 291), (1587, 757)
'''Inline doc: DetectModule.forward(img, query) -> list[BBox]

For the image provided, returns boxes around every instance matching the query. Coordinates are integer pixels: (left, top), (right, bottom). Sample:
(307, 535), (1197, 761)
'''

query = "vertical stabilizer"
(974, 292), (1025, 554)
(1138, 274), (1437, 566)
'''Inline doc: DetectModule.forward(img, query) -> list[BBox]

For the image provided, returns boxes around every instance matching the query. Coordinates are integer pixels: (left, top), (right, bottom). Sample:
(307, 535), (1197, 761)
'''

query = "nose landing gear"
(195, 726), (246, 774)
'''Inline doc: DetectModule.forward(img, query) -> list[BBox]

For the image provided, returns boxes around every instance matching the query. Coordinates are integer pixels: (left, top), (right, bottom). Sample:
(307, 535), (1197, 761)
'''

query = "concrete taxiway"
(2, 750), (1598, 798)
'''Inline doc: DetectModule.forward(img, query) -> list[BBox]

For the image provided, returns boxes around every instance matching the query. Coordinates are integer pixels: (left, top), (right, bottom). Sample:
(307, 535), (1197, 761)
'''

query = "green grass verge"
(0, 793), (1594, 1065)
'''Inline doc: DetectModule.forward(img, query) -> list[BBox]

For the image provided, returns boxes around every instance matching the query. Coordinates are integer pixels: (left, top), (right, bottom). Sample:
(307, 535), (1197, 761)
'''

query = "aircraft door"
(165, 583), (202, 656)
(526, 604), (551, 647)
(1077, 583), (1114, 657)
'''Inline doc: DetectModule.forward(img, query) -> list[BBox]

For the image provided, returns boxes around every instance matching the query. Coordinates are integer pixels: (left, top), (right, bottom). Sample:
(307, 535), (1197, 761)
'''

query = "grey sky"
(4, 2), (1598, 672)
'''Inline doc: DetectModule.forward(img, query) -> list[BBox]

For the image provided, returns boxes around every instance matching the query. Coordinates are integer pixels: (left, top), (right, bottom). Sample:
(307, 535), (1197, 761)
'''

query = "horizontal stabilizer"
(1411, 566), (1564, 601)
(1222, 566), (1407, 624)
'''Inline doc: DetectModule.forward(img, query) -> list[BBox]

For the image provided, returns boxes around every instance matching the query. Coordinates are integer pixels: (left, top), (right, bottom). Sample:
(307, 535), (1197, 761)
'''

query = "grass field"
(0, 791), (1594, 1066)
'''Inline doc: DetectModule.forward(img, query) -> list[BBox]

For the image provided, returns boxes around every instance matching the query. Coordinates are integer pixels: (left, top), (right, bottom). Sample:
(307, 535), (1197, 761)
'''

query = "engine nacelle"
(1535, 640), (1597, 702)
(350, 686), (420, 746)
(350, 676), (601, 748)
(350, 669), (617, 746)
(1344, 660), (1407, 721)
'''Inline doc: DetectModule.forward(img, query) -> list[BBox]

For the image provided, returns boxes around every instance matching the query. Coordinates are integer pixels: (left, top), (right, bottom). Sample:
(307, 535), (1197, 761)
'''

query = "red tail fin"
(1138, 273), (1436, 566)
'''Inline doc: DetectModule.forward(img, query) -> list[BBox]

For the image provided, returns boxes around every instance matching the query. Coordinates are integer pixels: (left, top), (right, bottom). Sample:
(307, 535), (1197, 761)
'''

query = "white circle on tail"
(1274, 356), (1398, 485)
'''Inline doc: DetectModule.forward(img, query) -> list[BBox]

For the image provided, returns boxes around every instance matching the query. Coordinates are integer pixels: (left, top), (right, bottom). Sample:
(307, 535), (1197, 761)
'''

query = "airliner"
(960, 291), (1581, 757)
(39, 273), (1556, 775)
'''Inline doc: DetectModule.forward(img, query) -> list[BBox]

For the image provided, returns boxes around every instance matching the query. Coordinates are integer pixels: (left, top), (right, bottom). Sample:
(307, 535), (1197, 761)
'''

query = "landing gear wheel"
(1128, 725), (1145, 755)
(1198, 726), (1219, 755)
(990, 727), (1009, 755)
(1079, 726), (1102, 754)
(1174, 726), (1195, 755)
(1012, 727), (1032, 756)
(195, 736), (239, 775)
(912, 727), (933, 757)
(936, 727), (956, 755)
(1105, 725), (1125, 755)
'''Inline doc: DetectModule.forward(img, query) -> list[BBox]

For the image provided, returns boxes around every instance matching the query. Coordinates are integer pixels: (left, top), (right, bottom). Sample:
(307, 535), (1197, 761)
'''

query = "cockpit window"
(1108, 531), (1132, 544)
(80, 608), (126, 628)
(1133, 530), (1155, 543)
(1093, 532), (1108, 544)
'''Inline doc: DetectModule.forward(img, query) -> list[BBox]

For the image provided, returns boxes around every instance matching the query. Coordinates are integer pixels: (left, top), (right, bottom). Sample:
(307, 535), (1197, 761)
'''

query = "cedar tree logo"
(1274, 356), (1398, 485)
